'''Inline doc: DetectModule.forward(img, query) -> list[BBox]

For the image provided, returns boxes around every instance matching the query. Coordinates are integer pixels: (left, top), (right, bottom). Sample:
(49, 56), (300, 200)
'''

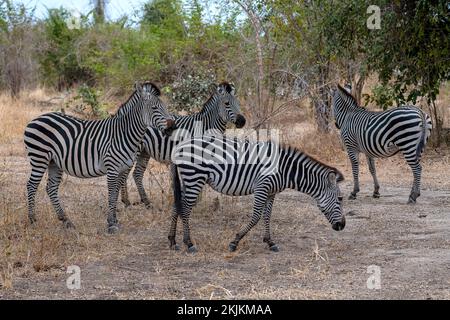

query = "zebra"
(119, 82), (246, 208)
(332, 84), (432, 203)
(24, 82), (176, 233)
(170, 135), (346, 252)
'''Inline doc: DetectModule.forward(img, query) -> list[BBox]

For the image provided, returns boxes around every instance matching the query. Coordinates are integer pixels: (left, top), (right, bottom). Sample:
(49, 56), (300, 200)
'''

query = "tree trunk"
(6, 58), (22, 99)
(353, 75), (365, 105)
(94, 0), (105, 24)
(314, 64), (330, 133)
(430, 99), (442, 147)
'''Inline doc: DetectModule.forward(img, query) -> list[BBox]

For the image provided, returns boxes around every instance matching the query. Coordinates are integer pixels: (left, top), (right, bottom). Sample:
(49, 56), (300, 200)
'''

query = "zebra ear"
(217, 84), (225, 95)
(337, 84), (357, 105)
(328, 172), (337, 187)
(336, 171), (344, 183)
(228, 83), (236, 95)
(134, 82), (143, 94)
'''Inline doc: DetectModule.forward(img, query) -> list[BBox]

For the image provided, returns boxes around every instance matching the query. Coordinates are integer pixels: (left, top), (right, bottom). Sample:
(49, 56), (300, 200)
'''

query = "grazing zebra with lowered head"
(24, 82), (176, 233)
(119, 82), (246, 208)
(332, 84), (432, 203)
(170, 136), (346, 252)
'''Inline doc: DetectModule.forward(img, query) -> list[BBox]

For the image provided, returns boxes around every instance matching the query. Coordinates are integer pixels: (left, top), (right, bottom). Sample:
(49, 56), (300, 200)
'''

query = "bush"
(363, 84), (397, 110)
(69, 84), (108, 119)
(165, 68), (216, 112)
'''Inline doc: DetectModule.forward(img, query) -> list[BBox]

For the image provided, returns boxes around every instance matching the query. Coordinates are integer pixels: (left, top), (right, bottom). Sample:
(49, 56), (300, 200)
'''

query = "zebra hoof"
(407, 198), (416, 205)
(229, 243), (237, 252)
(122, 200), (131, 208)
(107, 224), (120, 234)
(187, 245), (197, 253)
(269, 244), (279, 252)
(348, 194), (357, 200)
(144, 202), (152, 210)
(373, 192), (380, 199)
(29, 216), (37, 224)
(170, 244), (180, 251)
(63, 220), (76, 229)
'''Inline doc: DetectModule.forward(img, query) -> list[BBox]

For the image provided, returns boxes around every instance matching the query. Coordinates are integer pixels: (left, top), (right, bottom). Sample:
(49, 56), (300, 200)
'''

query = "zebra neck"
(195, 96), (227, 133)
(283, 148), (322, 197)
(115, 92), (139, 117)
(334, 99), (359, 126)
(114, 106), (148, 149)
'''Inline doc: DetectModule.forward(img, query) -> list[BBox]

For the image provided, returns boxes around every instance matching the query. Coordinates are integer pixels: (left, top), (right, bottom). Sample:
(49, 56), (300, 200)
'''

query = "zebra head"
(332, 84), (358, 129)
(215, 82), (246, 128)
(135, 82), (176, 136)
(316, 170), (346, 231)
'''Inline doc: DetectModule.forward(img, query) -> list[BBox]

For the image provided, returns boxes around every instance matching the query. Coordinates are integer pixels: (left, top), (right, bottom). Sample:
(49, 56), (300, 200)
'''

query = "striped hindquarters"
(24, 112), (110, 177)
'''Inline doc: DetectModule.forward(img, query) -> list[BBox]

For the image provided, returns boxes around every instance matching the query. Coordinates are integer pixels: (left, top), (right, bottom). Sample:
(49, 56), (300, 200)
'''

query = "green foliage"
(367, 0), (450, 104)
(38, 8), (93, 89)
(363, 84), (397, 110)
(0, 0), (36, 96)
(72, 84), (108, 118)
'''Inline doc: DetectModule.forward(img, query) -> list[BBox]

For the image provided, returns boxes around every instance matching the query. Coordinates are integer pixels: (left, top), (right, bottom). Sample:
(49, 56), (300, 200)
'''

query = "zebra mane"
(114, 91), (139, 116)
(114, 82), (161, 117)
(285, 145), (344, 181)
(337, 84), (358, 107)
(218, 82), (235, 94)
(197, 81), (236, 113)
(141, 81), (161, 96)
(198, 94), (216, 114)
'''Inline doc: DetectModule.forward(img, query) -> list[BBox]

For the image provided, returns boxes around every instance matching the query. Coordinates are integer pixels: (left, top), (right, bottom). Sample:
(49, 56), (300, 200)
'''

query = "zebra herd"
(23, 82), (432, 252)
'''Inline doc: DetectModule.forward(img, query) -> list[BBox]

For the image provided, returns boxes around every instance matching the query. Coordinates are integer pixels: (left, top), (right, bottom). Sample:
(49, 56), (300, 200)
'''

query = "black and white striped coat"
(332, 85), (432, 203)
(119, 82), (246, 208)
(169, 136), (346, 252)
(24, 82), (175, 233)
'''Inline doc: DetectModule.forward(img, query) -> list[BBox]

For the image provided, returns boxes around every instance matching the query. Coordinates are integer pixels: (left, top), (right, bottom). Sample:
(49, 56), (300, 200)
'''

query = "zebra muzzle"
(235, 114), (246, 128)
(163, 119), (177, 136)
(332, 216), (346, 231)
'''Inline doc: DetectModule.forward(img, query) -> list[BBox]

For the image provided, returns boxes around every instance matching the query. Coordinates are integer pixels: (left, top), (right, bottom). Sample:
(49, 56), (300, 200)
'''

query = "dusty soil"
(0, 150), (449, 300)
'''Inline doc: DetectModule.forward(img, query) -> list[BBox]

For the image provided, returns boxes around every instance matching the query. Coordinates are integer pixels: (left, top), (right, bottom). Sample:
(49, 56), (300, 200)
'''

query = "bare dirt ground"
(1, 149), (449, 300)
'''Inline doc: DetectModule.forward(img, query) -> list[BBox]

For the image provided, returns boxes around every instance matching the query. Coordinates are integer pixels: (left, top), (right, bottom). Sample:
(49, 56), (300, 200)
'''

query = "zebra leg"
(106, 172), (127, 234)
(174, 174), (207, 253)
(46, 161), (75, 229)
(120, 168), (132, 207)
(406, 160), (422, 204)
(132, 151), (151, 208)
(229, 189), (267, 252)
(168, 205), (180, 250)
(348, 150), (360, 200)
(26, 164), (48, 224)
(262, 195), (278, 252)
(168, 164), (181, 250)
(366, 155), (380, 198)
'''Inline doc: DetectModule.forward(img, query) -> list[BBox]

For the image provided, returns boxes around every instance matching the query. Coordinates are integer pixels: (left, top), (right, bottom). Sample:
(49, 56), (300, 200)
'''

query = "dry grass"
(0, 88), (59, 156)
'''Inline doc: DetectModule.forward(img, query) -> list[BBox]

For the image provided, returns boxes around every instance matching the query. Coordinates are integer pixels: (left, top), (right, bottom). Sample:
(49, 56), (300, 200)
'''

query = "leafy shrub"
(166, 68), (216, 112)
(70, 84), (108, 119)
(363, 84), (397, 110)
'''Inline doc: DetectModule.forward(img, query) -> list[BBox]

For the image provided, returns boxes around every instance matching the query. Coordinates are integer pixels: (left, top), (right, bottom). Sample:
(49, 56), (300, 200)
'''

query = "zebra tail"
(172, 164), (183, 214)
(416, 111), (432, 160)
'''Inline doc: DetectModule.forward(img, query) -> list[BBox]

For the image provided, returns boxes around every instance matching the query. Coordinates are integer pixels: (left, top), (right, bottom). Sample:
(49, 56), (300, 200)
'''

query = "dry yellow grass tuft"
(0, 89), (58, 156)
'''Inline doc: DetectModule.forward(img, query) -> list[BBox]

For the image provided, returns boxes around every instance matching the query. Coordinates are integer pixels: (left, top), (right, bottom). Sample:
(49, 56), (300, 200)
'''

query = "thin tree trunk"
(234, 0), (265, 124)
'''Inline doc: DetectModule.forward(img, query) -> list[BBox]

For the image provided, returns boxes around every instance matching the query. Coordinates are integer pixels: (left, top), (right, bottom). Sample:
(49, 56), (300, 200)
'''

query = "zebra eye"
(225, 102), (230, 106)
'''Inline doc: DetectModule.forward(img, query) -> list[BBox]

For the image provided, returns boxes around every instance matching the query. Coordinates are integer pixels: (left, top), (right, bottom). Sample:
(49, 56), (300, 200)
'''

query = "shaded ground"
(0, 152), (449, 300)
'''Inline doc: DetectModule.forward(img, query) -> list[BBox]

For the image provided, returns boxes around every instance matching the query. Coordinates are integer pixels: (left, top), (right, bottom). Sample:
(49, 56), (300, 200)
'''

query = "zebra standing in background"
(119, 82), (246, 208)
(170, 136), (346, 252)
(332, 84), (432, 203)
(24, 82), (176, 233)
